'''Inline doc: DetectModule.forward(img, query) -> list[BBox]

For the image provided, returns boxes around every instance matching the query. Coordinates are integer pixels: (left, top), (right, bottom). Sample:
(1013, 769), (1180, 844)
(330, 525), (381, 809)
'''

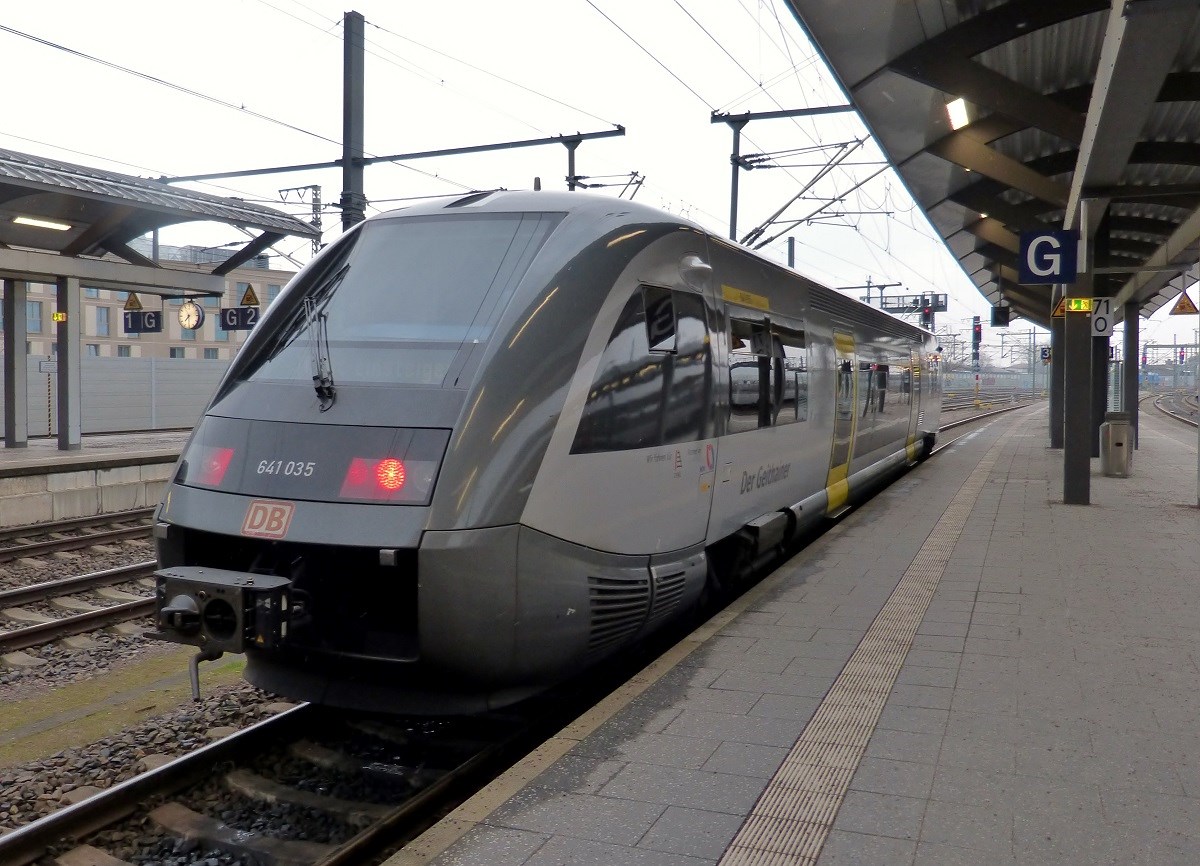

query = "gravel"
(0, 682), (282, 832)
(0, 628), (161, 696)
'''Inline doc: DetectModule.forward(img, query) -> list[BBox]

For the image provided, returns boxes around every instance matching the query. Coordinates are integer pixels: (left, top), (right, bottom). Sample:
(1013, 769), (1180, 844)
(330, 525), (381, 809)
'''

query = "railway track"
(1151, 393), (1199, 427)
(0, 508), (155, 563)
(0, 562), (156, 654)
(0, 694), (549, 866)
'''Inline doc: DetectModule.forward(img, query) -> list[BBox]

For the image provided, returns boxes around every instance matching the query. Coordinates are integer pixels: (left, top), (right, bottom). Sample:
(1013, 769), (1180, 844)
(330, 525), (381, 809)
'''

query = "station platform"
(0, 431), (188, 527)
(391, 405), (1200, 866)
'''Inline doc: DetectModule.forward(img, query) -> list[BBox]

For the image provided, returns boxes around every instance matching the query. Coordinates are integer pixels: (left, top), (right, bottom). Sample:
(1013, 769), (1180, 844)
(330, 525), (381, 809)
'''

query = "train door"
(905, 347), (921, 461)
(825, 330), (856, 514)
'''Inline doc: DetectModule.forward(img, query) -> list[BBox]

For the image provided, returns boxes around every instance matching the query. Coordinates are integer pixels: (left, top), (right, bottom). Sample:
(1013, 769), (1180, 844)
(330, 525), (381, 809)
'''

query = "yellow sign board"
(123, 292), (143, 311)
(52, 311), (67, 322)
(720, 284), (770, 311)
(1065, 297), (1093, 313)
(1052, 298), (1066, 317)
(239, 285), (261, 307)
(1169, 291), (1199, 315)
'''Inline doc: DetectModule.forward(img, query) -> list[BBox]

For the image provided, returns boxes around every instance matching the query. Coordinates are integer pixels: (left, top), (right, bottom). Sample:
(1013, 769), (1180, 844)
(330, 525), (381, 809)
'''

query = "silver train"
(151, 191), (942, 713)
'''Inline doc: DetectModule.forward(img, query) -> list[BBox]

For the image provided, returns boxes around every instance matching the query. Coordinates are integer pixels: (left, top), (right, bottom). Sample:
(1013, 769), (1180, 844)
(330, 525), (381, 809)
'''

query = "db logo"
(241, 499), (295, 539)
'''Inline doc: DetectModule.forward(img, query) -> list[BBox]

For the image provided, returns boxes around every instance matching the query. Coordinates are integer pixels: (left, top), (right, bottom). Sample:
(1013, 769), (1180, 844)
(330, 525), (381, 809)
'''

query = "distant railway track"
(0, 562), (155, 654)
(1153, 393), (1199, 427)
(0, 508), (155, 562)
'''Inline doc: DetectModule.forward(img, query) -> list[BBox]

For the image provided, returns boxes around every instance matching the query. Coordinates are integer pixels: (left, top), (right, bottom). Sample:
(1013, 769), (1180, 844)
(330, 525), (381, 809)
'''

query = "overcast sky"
(2, 0), (1195, 357)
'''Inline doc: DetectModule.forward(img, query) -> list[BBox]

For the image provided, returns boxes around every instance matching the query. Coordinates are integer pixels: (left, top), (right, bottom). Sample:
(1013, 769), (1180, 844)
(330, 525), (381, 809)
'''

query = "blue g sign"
(1018, 230), (1079, 284)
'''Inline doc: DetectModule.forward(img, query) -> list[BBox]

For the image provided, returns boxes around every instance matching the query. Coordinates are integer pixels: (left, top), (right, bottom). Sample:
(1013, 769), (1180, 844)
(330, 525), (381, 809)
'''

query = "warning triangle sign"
(1052, 297), (1066, 317)
(240, 285), (260, 306)
(1169, 290), (1199, 315)
(123, 292), (143, 311)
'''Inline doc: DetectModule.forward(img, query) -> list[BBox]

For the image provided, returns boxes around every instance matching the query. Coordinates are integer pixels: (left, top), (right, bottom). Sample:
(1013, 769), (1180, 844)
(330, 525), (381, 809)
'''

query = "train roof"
(372, 190), (935, 341)
(374, 189), (703, 227)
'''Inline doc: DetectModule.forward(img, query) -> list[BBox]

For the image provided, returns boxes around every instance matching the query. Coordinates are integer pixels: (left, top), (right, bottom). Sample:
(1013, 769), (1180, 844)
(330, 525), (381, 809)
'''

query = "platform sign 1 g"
(1091, 297), (1114, 337)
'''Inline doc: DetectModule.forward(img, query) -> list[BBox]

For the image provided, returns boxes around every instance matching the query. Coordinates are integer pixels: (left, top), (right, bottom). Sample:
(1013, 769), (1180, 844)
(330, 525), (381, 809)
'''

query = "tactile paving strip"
(720, 429), (1014, 866)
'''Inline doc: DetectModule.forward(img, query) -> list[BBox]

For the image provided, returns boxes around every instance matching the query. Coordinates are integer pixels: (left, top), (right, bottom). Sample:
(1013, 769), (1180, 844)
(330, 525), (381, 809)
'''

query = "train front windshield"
(234, 211), (563, 388)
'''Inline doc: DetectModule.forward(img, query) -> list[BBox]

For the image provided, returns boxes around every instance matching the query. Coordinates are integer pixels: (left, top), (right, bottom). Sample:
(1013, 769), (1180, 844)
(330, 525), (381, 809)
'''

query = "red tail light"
(196, 447), (235, 486)
(341, 457), (408, 499)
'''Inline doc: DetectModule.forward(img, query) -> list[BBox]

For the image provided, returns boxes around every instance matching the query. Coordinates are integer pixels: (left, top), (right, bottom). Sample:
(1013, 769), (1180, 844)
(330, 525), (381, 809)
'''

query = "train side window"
(728, 318), (767, 434)
(571, 287), (712, 453)
(773, 325), (807, 425)
(643, 286), (677, 353)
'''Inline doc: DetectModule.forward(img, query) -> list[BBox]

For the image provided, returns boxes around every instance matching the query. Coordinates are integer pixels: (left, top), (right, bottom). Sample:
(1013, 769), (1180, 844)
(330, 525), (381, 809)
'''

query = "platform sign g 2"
(220, 306), (259, 331)
(1091, 297), (1114, 337)
(1018, 229), (1079, 284)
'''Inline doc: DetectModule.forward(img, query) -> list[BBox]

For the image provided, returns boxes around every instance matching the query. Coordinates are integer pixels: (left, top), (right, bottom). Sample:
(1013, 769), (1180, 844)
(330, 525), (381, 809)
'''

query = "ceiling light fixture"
(13, 215), (72, 231)
(946, 97), (970, 130)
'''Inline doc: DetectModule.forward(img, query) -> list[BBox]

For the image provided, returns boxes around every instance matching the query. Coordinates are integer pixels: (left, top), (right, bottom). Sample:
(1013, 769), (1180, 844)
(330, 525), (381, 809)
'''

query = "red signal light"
(341, 457), (408, 499)
(196, 447), (235, 486)
(376, 458), (406, 491)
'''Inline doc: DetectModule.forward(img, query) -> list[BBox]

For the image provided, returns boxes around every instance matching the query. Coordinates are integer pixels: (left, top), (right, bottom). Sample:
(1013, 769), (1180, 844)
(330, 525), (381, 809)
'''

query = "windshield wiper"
(306, 295), (336, 411)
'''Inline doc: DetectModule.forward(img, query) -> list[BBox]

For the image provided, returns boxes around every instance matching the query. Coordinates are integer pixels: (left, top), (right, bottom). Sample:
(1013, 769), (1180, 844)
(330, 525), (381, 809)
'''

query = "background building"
(14, 239), (295, 362)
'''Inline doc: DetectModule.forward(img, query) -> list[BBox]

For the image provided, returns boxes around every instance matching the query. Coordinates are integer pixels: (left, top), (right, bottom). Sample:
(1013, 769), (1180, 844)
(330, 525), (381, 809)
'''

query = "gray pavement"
(394, 404), (1200, 866)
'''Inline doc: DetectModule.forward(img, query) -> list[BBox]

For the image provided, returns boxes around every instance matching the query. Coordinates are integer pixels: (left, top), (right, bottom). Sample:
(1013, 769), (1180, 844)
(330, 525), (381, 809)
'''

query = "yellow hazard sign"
(1052, 297), (1066, 317)
(123, 292), (143, 311)
(1169, 290), (1198, 315)
(240, 285), (260, 306)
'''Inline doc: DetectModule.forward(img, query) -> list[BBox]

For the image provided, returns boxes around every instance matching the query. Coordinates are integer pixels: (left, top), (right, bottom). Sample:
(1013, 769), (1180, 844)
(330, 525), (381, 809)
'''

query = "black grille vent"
(646, 569), (687, 626)
(587, 574), (649, 653)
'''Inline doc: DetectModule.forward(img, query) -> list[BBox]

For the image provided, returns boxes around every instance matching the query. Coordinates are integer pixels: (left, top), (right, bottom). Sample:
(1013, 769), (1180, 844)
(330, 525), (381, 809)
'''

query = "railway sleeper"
(149, 800), (332, 866)
(224, 767), (389, 828)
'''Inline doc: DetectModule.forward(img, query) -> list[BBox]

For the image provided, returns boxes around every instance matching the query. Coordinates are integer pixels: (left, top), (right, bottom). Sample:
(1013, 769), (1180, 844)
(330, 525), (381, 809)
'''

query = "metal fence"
(1, 357), (230, 438)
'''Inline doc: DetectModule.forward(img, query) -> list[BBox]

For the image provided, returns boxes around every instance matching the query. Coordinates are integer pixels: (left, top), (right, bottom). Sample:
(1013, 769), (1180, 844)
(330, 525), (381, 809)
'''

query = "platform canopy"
(785, 0), (1200, 328)
(0, 147), (318, 288)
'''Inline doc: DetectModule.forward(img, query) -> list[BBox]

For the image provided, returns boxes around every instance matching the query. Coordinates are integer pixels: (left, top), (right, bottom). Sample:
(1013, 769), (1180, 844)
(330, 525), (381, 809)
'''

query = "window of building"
(117, 345), (132, 358)
(169, 347), (185, 359)
(214, 323), (229, 342)
(85, 287), (100, 299)
(26, 300), (42, 333)
(181, 327), (196, 341)
(202, 295), (219, 308)
(203, 347), (219, 360)
(95, 306), (110, 337)
(50, 342), (57, 356)
(86, 343), (100, 356)
(115, 291), (128, 302)
(268, 283), (282, 304)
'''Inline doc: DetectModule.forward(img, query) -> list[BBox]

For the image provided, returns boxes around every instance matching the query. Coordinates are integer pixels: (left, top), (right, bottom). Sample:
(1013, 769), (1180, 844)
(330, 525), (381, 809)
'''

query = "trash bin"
(1100, 411), (1133, 477)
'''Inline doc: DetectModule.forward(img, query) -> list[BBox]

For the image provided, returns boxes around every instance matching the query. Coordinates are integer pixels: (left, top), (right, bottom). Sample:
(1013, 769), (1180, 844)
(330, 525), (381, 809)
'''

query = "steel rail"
(0, 525), (152, 563)
(1153, 395), (1199, 427)
(0, 704), (317, 866)
(0, 508), (154, 545)
(0, 596), (155, 655)
(0, 561), (155, 608)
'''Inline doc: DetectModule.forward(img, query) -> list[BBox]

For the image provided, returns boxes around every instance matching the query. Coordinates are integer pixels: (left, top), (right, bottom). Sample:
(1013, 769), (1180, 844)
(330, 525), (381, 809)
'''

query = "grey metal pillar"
(55, 276), (81, 450)
(1063, 275), (1093, 504)
(1090, 335), (1109, 457)
(340, 10), (366, 231)
(3, 279), (29, 447)
(1049, 286), (1065, 448)
(728, 119), (747, 241)
(1123, 301), (1139, 447)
